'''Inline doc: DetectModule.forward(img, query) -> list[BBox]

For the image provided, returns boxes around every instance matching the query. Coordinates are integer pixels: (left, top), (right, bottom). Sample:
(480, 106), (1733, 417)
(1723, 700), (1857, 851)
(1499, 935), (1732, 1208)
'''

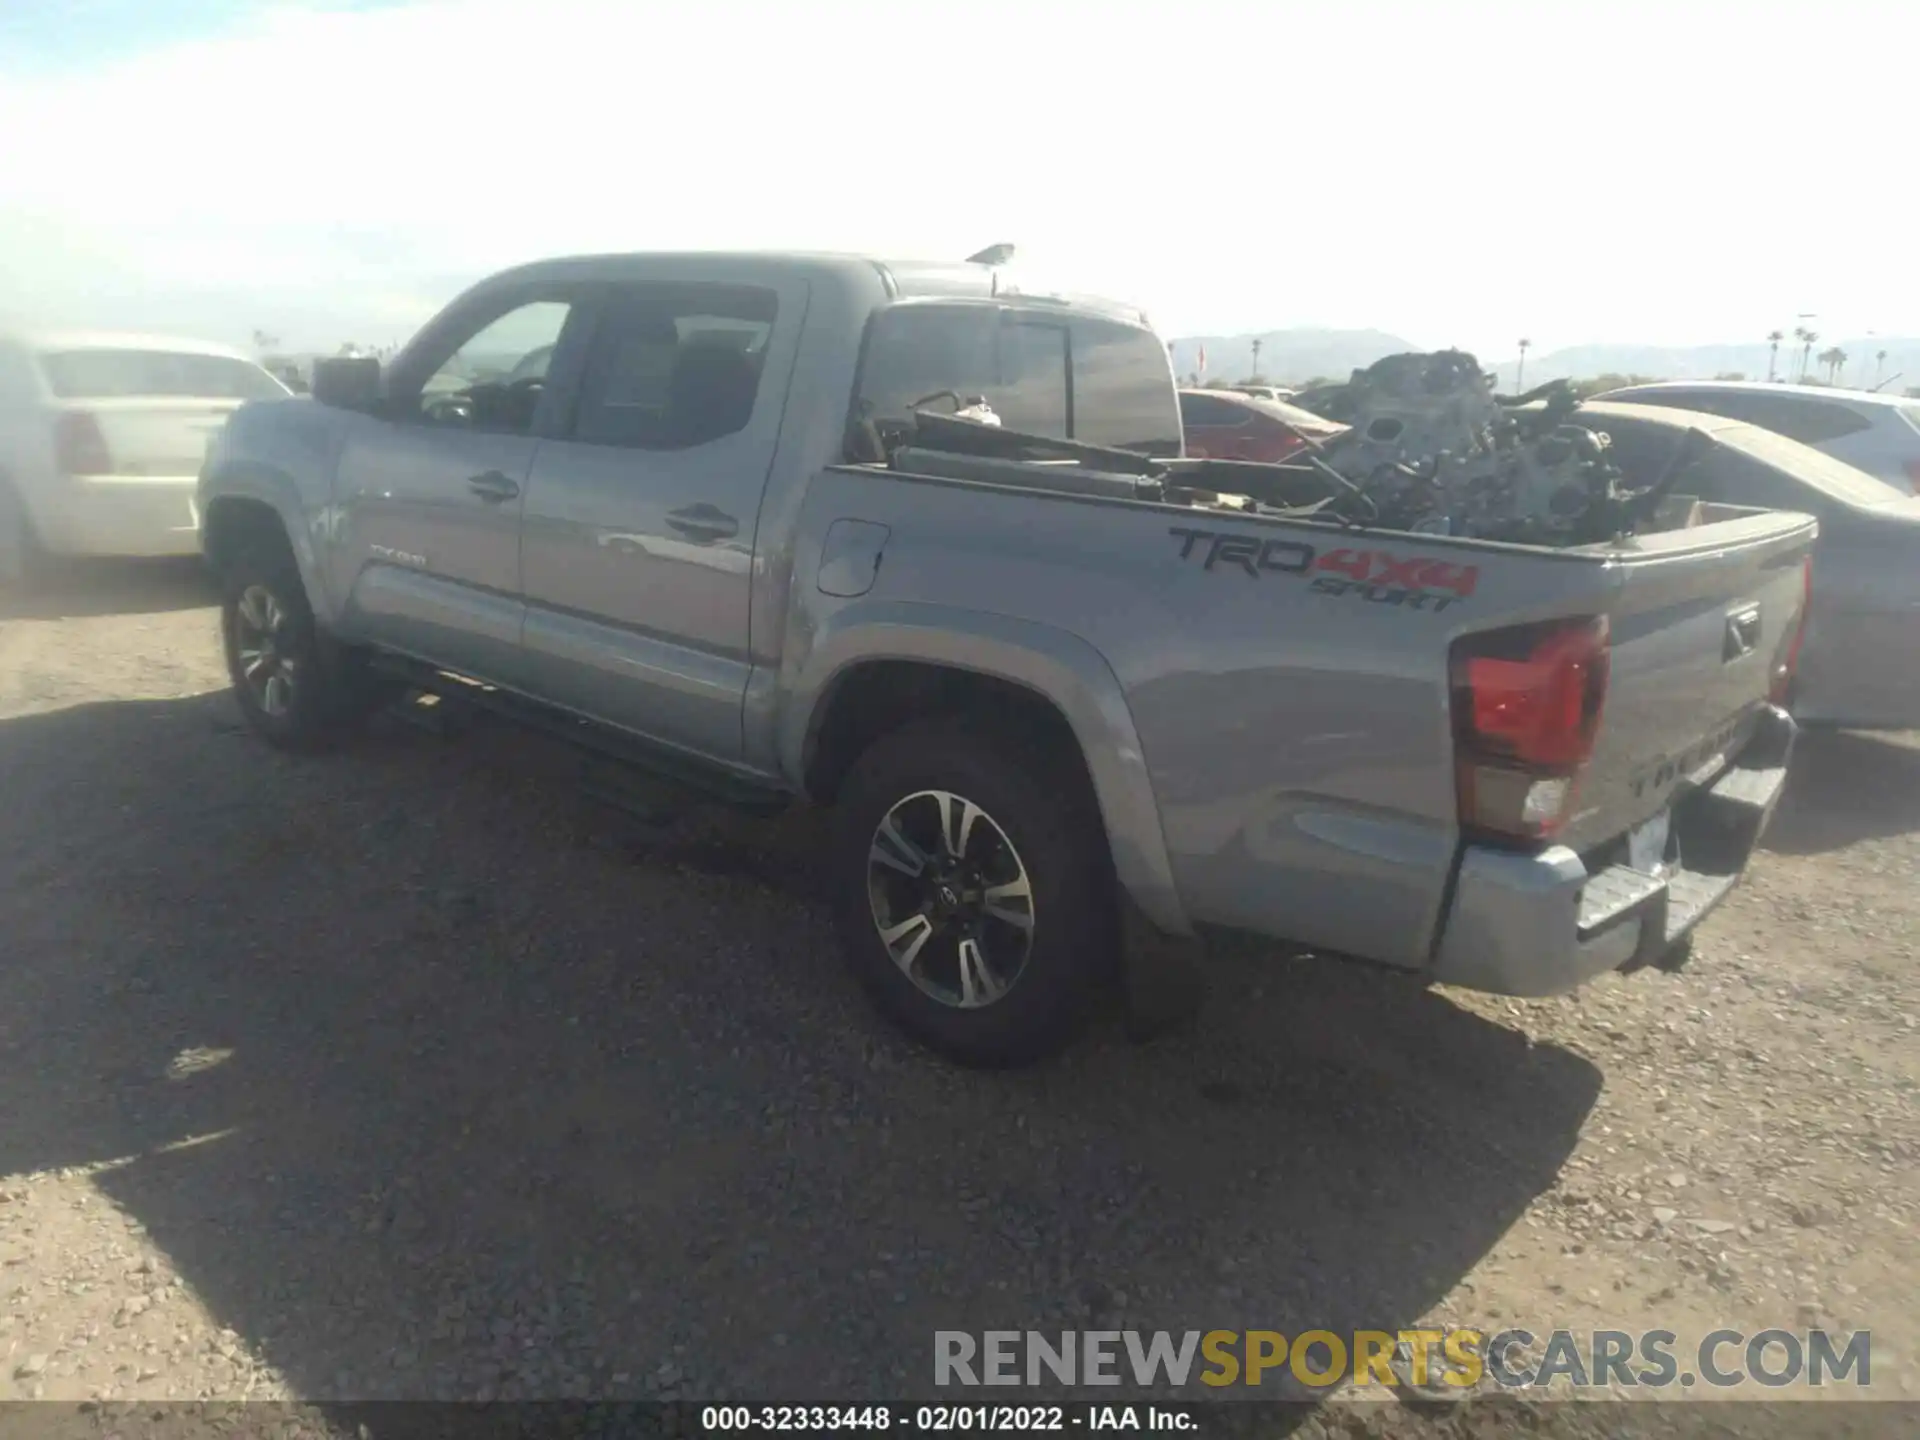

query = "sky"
(1, 0), (1915, 361)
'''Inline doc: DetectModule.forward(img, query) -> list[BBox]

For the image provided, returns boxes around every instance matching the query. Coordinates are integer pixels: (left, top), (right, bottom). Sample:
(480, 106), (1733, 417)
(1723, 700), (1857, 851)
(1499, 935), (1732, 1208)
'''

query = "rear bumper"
(32, 475), (202, 558)
(1430, 705), (1796, 997)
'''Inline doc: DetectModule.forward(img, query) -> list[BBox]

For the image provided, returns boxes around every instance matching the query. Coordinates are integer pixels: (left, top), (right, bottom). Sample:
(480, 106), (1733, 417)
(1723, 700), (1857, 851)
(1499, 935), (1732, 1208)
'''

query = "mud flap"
(1118, 896), (1206, 1041)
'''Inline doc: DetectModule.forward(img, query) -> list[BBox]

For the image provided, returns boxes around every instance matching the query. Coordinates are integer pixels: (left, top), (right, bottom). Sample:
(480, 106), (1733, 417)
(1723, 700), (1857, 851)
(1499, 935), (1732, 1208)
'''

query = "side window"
(1653, 389), (1872, 445)
(1701, 449), (1823, 516)
(1073, 317), (1183, 455)
(1179, 392), (1246, 427)
(572, 283), (776, 451)
(410, 300), (572, 435)
(1749, 397), (1872, 445)
(1634, 389), (1711, 414)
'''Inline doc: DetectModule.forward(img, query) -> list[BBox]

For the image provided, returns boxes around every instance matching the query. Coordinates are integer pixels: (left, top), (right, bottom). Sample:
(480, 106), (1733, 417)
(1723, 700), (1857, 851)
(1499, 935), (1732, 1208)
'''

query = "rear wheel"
(830, 715), (1116, 1066)
(220, 540), (395, 749)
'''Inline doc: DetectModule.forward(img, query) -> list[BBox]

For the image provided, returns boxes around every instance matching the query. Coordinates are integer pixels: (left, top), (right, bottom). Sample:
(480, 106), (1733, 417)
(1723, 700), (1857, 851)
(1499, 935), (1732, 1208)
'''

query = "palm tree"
(1876, 349), (1889, 387)
(1250, 337), (1263, 381)
(1796, 329), (1818, 383)
(1766, 329), (1785, 382)
(1516, 337), (1532, 390)
(1819, 347), (1848, 384)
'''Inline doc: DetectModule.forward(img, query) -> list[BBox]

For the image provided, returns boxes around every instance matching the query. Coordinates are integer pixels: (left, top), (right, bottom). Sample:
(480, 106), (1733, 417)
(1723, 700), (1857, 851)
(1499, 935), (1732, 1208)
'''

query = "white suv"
(1595, 380), (1920, 494)
(0, 331), (289, 581)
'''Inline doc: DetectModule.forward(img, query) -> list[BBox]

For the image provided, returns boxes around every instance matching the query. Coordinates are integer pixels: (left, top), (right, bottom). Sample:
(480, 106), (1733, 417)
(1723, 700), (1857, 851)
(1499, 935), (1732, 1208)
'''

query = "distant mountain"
(1168, 330), (1920, 393)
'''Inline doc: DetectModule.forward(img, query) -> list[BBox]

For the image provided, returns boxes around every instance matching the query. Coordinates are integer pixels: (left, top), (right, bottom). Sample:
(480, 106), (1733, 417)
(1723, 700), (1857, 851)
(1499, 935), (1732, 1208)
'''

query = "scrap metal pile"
(882, 350), (1692, 548)
(1291, 350), (1674, 545)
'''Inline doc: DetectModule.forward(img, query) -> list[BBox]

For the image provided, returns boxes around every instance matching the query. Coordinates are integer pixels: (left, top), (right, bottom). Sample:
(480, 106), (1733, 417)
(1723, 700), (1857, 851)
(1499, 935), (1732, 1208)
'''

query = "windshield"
(1719, 422), (1917, 509)
(849, 301), (1182, 458)
(38, 349), (289, 402)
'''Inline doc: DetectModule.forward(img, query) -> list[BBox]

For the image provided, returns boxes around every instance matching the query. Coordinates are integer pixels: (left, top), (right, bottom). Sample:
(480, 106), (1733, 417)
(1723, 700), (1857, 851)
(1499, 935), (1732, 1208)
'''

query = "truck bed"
(812, 447), (1814, 972)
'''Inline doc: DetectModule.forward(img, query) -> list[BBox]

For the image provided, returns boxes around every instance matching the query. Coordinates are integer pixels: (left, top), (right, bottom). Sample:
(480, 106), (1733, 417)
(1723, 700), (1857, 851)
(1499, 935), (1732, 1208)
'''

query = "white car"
(1593, 380), (1920, 494)
(0, 331), (290, 578)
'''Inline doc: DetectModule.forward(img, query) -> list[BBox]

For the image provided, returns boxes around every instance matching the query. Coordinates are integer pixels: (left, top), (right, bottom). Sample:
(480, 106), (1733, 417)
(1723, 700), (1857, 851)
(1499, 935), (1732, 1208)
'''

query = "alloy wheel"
(233, 584), (299, 718)
(865, 789), (1036, 1009)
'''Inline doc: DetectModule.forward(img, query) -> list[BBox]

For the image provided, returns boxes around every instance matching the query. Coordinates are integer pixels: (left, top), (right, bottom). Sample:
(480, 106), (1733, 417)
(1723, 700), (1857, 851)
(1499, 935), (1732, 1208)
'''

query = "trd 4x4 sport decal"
(1168, 526), (1479, 612)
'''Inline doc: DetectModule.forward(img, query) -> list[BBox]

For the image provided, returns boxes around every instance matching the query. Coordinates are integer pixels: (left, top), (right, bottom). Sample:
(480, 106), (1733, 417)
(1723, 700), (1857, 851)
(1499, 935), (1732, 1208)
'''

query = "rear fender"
(780, 601), (1191, 937)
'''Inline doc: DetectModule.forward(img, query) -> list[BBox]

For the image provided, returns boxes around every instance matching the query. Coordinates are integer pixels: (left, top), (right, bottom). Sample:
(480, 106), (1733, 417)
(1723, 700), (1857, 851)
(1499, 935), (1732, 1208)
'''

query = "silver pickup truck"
(198, 251), (1815, 1065)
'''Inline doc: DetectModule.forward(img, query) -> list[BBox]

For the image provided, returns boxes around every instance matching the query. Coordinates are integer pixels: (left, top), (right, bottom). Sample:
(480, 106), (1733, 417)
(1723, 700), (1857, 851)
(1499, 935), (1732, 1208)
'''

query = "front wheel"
(830, 716), (1117, 1066)
(220, 542), (394, 750)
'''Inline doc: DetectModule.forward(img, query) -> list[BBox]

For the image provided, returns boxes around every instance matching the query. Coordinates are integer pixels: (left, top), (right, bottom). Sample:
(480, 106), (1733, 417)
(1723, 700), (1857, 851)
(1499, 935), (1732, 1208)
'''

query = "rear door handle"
(666, 504), (738, 542)
(468, 470), (520, 503)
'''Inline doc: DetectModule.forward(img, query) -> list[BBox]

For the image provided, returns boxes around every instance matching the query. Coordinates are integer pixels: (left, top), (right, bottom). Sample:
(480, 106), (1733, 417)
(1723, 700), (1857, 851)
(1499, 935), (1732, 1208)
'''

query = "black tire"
(830, 714), (1117, 1067)
(219, 538), (395, 750)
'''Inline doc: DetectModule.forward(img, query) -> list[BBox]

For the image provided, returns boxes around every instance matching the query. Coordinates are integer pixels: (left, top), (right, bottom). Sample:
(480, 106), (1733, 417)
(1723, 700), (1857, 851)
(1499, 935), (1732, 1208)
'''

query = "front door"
(518, 273), (806, 761)
(331, 292), (586, 683)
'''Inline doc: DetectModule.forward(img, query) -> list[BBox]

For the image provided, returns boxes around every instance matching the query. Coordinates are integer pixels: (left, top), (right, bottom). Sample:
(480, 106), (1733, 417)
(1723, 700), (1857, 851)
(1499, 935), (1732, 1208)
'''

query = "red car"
(1179, 387), (1347, 463)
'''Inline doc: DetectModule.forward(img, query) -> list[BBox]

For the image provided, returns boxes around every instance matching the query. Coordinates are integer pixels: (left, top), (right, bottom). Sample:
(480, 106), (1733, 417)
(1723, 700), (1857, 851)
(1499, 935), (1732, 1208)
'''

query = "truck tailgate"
(1561, 509), (1815, 855)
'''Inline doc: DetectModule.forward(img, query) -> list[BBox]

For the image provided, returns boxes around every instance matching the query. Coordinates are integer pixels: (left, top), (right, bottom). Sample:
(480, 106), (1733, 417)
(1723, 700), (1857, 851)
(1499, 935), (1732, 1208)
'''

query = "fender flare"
(780, 600), (1191, 937)
(200, 464), (333, 617)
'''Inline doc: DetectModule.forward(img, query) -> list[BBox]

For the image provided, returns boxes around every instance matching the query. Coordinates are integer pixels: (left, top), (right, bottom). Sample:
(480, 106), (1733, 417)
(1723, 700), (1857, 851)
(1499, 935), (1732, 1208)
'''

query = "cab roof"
(487, 250), (1156, 329)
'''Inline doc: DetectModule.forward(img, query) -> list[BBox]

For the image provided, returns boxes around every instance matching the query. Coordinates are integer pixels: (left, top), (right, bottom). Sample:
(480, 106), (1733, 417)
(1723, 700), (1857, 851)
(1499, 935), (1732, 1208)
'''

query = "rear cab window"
(37, 349), (288, 402)
(847, 301), (1181, 460)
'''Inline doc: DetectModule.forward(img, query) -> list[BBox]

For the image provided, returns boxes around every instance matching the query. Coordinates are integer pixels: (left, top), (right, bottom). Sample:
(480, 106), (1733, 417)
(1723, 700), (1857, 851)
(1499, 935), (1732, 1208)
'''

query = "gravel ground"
(0, 561), (1914, 1429)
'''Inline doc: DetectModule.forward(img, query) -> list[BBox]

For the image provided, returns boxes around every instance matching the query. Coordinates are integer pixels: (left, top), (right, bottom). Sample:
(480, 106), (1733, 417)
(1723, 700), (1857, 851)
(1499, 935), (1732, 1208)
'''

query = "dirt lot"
(0, 562), (1915, 1424)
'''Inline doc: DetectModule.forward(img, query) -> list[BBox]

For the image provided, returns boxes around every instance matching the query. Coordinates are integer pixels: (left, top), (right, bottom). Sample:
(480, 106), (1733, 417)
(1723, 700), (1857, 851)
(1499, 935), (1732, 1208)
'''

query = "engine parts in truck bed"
(1288, 350), (1680, 545)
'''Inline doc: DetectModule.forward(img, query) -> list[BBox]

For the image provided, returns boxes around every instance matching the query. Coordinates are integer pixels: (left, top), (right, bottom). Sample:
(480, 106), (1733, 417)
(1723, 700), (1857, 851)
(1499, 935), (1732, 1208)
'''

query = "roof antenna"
(966, 243), (1016, 266)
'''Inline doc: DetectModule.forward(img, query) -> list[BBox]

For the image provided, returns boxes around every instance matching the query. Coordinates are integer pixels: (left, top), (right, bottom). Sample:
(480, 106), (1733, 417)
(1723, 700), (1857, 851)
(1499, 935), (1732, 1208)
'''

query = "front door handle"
(666, 504), (739, 542)
(468, 470), (520, 503)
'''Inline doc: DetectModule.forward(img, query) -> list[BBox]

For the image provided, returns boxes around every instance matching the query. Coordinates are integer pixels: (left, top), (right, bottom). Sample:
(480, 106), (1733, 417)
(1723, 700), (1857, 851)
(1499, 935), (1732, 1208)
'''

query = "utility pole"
(1250, 337), (1262, 381)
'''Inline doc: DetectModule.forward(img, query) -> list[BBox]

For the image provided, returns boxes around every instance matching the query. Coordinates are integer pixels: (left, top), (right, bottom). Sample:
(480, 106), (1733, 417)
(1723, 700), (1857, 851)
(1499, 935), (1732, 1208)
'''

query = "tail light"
(53, 411), (113, 476)
(1770, 555), (1812, 705)
(1450, 615), (1610, 842)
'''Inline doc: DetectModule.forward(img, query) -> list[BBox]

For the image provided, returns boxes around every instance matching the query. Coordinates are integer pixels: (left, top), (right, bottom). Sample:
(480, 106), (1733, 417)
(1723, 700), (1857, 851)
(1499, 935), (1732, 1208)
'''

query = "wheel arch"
(782, 603), (1190, 937)
(200, 465), (330, 616)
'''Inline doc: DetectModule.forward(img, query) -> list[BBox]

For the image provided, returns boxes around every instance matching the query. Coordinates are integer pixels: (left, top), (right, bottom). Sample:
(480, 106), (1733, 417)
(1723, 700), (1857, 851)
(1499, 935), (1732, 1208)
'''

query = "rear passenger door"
(518, 274), (806, 761)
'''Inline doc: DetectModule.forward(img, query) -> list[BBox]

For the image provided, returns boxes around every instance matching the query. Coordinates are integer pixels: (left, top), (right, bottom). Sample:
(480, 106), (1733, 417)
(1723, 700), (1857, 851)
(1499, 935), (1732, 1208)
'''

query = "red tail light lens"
(1451, 616), (1610, 840)
(1770, 555), (1812, 705)
(53, 411), (113, 476)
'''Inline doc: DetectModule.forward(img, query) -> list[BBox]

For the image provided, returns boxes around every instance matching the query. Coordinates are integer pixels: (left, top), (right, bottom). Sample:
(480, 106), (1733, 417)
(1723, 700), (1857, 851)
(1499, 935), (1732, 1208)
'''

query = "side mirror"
(311, 356), (383, 411)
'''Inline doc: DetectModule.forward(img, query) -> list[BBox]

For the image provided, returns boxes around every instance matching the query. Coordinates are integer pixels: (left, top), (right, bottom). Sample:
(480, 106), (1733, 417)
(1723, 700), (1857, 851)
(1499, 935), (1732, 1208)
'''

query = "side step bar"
(371, 655), (791, 818)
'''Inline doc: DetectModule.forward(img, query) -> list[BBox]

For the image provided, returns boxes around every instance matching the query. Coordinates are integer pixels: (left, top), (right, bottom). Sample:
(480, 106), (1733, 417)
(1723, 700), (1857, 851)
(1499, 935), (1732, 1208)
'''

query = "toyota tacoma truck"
(197, 251), (1814, 1066)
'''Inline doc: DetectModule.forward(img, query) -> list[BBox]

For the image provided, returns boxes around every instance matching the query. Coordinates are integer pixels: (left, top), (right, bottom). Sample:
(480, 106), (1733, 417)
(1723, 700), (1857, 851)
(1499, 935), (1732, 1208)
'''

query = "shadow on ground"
(0, 694), (1601, 1405)
(0, 557), (216, 621)
(1763, 727), (1920, 857)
